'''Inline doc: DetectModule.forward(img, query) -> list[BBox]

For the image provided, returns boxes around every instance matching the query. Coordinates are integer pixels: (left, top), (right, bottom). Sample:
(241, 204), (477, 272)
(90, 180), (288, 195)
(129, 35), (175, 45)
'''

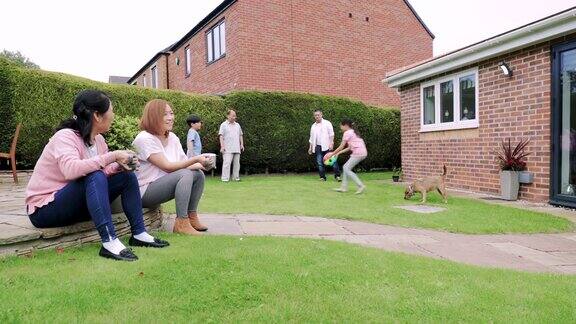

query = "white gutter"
(384, 8), (576, 88)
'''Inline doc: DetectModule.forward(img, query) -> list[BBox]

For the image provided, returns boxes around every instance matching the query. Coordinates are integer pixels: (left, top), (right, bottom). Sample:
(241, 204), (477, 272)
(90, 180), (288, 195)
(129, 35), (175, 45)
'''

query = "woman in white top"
(132, 99), (210, 235)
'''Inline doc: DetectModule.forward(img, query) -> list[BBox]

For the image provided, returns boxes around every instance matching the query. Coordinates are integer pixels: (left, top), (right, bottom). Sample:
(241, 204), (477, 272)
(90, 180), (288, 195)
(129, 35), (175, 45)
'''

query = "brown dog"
(404, 165), (448, 203)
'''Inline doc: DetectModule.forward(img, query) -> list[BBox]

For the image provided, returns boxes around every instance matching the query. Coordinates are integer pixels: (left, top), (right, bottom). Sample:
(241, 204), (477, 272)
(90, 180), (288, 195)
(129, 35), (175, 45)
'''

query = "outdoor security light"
(499, 62), (513, 77)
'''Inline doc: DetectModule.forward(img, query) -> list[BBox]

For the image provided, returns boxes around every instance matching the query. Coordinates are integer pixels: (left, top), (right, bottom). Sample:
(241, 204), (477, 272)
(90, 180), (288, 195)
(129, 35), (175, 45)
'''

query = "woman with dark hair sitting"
(25, 90), (169, 262)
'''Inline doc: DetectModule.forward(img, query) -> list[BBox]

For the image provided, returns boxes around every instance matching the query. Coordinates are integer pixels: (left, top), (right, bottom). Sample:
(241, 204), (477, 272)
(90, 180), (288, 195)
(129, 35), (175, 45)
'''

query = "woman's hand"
(115, 150), (139, 171)
(191, 155), (208, 165)
(189, 163), (206, 171)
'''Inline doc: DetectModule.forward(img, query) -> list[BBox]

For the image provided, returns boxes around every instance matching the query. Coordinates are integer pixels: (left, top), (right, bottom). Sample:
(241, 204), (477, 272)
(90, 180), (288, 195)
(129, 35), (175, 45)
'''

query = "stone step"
(0, 208), (163, 257)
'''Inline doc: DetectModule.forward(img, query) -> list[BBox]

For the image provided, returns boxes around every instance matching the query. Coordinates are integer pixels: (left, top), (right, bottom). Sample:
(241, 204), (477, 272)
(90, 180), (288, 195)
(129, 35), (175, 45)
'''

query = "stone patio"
(0, 172), (161, 256)
(2, 171), (576, 274)
(159, 214), (576, 274)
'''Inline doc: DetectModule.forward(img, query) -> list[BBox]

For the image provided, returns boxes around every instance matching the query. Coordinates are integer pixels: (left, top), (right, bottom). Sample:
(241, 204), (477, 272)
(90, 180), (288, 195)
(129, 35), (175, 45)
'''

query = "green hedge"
(0, 57), (400, 173)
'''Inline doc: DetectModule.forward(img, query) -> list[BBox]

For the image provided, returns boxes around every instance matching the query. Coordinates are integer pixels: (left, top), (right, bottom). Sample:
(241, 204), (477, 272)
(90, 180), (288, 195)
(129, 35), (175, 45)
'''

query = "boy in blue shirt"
(186, 115), (203, 157)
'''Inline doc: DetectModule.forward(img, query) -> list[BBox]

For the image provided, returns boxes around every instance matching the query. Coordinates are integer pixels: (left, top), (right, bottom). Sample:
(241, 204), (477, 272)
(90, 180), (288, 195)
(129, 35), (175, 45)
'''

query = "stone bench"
(0, 207), (163, 257)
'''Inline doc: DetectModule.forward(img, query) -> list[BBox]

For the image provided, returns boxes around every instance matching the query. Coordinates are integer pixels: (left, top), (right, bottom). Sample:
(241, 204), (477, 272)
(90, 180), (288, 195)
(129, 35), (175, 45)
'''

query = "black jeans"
(315, 145), (341, 179)
(29, 171), (147, 242)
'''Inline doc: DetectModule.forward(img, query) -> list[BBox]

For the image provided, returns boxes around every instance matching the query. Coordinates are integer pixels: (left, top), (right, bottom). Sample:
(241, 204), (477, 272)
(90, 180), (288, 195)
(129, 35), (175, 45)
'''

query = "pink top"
(25, 129), (121, 215)
(132, 131), (187, 196)
(342, 129), (368, 157)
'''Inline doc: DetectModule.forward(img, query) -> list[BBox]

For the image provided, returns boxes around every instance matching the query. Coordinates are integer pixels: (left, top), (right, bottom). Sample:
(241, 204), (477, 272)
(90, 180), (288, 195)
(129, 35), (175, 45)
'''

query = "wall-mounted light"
(175, 57), (180, 66)
(499, 61), (513, 77)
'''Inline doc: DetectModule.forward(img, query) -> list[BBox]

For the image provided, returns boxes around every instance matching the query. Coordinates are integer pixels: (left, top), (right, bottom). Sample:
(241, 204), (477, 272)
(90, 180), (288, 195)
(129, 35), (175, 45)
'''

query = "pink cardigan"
(25, 129), (121, 215)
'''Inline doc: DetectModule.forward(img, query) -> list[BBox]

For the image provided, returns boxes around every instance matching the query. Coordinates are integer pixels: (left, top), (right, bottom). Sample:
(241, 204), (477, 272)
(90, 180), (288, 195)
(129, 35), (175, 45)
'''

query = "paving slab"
(394, 205), (447, 214)
(554, 265), (576, 274)
(487, 243), (576, 266)
(240, 221), (352, 236)
(503, 235), (576, 252)
(0, 214), (36, 229)
(332, 219), (418, 235)
(234, 214), (301, 222)
(203, 218), (243, 235)
(0, 224), (41, 245)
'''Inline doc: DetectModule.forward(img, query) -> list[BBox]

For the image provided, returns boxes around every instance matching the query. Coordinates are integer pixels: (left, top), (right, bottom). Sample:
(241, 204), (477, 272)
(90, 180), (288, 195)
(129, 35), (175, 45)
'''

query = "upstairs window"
(185, 46), (191, 76)
(420, 69), (478, 132)
(151, 66), (158, 89)
(206, 20), (226, 63)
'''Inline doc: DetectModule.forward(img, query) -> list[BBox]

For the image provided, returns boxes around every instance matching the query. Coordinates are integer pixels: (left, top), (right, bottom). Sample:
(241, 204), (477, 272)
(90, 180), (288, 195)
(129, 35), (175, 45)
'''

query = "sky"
(1, 0), (574, 82)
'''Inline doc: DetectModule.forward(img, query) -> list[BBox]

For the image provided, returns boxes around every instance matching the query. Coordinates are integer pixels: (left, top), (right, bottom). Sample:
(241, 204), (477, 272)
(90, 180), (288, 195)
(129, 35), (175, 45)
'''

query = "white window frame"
(206, 19), (226, 63)
(419, 68), (479, 132)
(185, 46), (191, 76)
(151, 65), (158, 89)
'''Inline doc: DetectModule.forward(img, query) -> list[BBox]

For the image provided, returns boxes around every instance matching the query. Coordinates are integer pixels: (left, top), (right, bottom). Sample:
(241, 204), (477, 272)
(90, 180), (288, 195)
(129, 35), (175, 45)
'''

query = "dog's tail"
(442, 164), (447, 176)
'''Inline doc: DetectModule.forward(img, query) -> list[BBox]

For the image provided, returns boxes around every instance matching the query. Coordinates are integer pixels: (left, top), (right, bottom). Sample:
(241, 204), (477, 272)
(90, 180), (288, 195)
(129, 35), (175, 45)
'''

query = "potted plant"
(495, 138), (530, 201)
(392, 166), (402, 182)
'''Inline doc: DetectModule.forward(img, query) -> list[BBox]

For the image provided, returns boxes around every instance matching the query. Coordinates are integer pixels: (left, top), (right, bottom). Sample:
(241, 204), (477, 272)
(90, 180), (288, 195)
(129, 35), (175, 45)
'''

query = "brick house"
(128, 0), (434, 107)
(385, 7), (576, 206)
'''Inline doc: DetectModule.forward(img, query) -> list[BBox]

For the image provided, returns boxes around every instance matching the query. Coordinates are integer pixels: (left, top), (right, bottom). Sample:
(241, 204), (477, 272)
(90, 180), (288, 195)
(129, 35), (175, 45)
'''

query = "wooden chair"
(0, 123), (21, 184)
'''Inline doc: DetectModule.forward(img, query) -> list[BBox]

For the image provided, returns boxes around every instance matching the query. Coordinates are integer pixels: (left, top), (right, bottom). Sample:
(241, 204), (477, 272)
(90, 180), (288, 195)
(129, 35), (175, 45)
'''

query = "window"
(151, 66), (158, 89)
(206, 20), (226, 63)
(440, 81), (454, 123)
(185, 46), (191, 76)
(420, 69), (478, 132)
(143, 74), (147, 87)
(460, 75), (476, 120)
(422, 86), (435, 125)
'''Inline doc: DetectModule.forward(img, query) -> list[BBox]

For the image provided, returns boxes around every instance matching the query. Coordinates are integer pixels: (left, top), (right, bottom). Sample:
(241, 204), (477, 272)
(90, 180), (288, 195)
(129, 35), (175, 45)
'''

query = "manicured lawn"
(163, 172), (573, 234)
(1, 235), (575, 322)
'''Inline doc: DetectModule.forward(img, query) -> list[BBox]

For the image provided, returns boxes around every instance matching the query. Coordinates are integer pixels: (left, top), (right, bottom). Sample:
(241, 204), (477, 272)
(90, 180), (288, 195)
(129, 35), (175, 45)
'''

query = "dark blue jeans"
(315, 145), (341, 180)
(29, 171), (146, 243)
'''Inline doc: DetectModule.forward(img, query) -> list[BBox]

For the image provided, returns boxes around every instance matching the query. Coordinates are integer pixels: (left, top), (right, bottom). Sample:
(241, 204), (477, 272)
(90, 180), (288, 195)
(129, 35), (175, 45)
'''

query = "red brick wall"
(167, 4), (241, 95)
(131, 0), (432, 107)
(399, 42), (556, 202)
(133, 55), (169, 89)
(233, 0), (432, 107)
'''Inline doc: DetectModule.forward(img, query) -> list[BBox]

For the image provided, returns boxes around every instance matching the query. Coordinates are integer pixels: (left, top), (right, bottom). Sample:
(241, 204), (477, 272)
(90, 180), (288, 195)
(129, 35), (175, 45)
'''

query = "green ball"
(324, 156), (337, 166)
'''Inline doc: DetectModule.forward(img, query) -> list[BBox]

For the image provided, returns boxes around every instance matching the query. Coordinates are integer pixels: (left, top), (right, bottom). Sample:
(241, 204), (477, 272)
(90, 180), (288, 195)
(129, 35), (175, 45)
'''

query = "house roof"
(128, 0), (433, 83)
(384, 6), (576, 88)
(108, 76), (131, 84)
(403, 0), (434, 39)
(127, 44), (173, 84)
(127, 0), (236, 84)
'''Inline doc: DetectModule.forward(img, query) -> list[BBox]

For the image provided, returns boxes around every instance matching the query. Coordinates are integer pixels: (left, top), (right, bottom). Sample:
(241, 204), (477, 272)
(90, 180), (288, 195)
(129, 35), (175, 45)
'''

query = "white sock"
(102, 238), (126, 255)
(134, 232), (155, 243)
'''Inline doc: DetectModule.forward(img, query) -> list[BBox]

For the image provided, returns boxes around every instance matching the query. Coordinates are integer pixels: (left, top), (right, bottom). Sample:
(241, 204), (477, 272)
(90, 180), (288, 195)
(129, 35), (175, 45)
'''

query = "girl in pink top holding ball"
(331, 119), (368, 194)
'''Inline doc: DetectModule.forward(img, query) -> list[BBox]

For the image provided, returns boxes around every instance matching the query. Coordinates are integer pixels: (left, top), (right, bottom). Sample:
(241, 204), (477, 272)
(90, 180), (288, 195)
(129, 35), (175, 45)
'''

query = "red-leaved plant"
(495, 138), (530, 171)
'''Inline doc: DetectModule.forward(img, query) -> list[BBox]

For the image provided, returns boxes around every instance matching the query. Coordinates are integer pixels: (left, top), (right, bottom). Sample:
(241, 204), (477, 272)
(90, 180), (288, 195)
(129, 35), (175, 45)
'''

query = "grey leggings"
(342, 156), (366, 189)
(142, 169), (205, 218)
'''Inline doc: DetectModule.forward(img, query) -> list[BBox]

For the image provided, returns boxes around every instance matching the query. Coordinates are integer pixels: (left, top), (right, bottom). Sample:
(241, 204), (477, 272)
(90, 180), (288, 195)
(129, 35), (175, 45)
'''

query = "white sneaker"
(333, 188), (347, 193)
(221, 179), (230, 182)
(355, 186), (366, 194)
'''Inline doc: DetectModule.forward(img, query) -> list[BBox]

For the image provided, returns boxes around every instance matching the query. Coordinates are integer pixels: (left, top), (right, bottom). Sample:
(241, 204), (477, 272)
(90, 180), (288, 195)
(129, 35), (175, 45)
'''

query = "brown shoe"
(188, 212), (208, 232)
(173, 217), (201, 236)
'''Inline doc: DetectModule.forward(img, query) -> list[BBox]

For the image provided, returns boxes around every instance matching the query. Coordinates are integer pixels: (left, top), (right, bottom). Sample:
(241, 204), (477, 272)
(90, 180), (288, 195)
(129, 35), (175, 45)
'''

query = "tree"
(0, 50), (39, 69)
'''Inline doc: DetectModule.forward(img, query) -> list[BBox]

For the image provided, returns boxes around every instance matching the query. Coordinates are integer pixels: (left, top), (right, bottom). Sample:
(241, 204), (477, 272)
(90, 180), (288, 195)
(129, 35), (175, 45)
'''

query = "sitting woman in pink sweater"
(25, 90), (168, 262)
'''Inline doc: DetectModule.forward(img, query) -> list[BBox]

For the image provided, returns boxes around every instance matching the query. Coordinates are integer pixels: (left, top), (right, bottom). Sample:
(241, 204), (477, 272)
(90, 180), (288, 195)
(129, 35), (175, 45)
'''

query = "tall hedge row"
(0, 57), (400, 173)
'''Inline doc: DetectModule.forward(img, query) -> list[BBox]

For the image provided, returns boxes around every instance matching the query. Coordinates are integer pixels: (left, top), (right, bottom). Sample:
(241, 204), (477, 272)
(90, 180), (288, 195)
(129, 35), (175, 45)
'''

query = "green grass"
(1, 235), (575, 322)
(164, 172), (573, 234)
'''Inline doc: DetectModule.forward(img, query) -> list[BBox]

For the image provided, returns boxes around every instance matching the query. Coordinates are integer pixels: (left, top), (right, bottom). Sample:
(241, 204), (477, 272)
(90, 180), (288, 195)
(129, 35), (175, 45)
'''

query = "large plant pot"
(500, 171), (520, 201)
